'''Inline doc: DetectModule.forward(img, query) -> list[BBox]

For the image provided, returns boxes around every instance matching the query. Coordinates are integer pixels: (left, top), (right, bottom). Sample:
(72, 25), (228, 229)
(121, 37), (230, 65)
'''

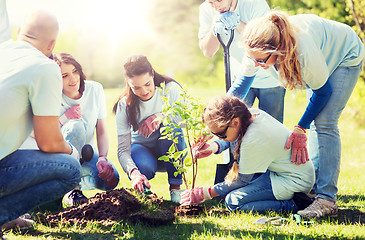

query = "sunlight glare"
(85, 0), (151, 40)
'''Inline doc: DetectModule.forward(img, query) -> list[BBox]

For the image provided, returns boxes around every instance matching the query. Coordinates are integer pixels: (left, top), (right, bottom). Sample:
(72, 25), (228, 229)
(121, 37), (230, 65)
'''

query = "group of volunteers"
(0, 0), (363, 235)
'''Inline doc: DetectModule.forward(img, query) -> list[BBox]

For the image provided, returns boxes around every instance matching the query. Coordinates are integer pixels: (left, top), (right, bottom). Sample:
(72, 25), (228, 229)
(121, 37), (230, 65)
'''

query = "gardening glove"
(192, 133), (214, 161)
(180, 187), (212, 206)
(192, 142), (219, 161)
(285, 126), (309, 165)
(97, 156), (114, 182)
(138, 113), (162, 138)
(130, 169), (151, 193)
(212, 11), (240, 36)
(59, 104), (82, 126)
(219, 11), (240, 30)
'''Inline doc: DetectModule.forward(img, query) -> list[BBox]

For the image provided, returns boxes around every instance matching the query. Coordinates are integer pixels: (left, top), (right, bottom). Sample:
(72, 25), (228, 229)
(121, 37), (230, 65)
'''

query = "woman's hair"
(112, 54), (178, 131)
(53, 52), (86, 95)
(203, 96), (252, 185)
(241, 10), (304, 90)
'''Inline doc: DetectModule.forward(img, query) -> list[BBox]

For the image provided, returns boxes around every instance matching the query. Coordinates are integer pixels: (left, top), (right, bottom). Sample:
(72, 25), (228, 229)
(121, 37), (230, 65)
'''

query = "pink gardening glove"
(192, 143), (214, 160)
(285, 128), (309, 165)
(138, 114), (161, 138)
(97, 156), (114, 181)
(65, 104), (82, 120)
(130, 169), (151, 193)
(180, 187), (211, 206)
(192, 134), (214, 161)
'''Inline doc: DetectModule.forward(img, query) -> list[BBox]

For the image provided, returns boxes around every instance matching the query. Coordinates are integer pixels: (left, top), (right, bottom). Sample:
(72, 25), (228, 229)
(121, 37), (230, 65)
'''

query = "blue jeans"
(80, 152), (119, 191)
(307, 62), (363, 202)
(223, 171), (297, 213)
(131, 125), (187, 186)
(244, 86), (286, 123)
(0, 150), (81, 225)
(62, 120), (119, 191)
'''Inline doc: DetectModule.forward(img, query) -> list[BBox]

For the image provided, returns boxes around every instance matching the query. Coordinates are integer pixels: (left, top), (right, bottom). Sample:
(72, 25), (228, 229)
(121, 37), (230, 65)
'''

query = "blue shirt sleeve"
(298, 80), (332, 129)
(227, 75), (255, 99)
(214, 139), (230, 154)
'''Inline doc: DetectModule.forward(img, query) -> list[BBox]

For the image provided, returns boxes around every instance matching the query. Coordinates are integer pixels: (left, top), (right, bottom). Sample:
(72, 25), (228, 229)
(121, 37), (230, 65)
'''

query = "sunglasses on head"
(211, 124), (230, 139)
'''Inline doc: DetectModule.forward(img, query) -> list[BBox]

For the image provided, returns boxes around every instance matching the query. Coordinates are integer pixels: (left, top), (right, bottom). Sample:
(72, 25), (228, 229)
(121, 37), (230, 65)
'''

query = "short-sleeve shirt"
(239, 109), (315, 200)
(115, 81), (182, 148)
(61, 80), (107, 147)
(198, 0), (280, 88)
(0, 40), (63, 159)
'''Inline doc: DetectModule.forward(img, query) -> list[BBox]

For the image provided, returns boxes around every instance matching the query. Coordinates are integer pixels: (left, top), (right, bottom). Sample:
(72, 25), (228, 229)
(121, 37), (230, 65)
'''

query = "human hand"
(130, 169), (151, 193)
(180, 187), (211, 206)
(138, 113), (162, 138)
(219, 11), (240, 30)
(285, 126), (309, 165)
(212, 11), (240, 36)
(192, 133), (214, 160)
(97, 156), (115, 181)
(65, 104), (82, 120)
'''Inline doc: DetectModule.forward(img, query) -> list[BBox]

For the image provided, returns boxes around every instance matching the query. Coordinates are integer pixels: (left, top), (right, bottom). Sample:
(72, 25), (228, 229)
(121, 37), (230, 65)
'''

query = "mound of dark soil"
(37, 188), (174, 227)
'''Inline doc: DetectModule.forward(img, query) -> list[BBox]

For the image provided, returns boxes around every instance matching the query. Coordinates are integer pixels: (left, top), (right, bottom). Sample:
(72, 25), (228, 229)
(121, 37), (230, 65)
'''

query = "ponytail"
(224, 136), (243, 185)
(242, 10), (304, 90)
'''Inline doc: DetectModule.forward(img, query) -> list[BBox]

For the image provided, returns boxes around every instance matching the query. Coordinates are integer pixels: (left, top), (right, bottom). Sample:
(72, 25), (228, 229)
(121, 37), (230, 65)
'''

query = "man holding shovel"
(198, 0), (285, 123)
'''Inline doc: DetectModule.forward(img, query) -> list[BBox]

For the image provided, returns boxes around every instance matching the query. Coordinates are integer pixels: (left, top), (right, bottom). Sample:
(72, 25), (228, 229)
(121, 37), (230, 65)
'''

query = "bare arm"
(96, 118), (109, 157)
(33, 115), (71, 154)
(199, 31), (220, 58)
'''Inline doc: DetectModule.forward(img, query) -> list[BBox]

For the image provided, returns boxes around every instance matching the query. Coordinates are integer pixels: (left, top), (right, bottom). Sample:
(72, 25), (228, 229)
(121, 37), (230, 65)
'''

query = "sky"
(6, 0), (152, 39)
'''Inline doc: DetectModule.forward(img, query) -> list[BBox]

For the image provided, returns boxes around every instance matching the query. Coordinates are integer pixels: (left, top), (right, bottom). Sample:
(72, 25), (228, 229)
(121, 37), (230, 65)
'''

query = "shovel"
(214, 30), (235, 185)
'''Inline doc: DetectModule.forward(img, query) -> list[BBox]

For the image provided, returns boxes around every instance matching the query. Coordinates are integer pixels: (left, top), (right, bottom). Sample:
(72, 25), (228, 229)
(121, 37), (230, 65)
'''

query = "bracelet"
(68, 142), (73, 155)
(294, 125), (306, 133)
(99, 155), (107, 158)
(130, 168), (138, 175)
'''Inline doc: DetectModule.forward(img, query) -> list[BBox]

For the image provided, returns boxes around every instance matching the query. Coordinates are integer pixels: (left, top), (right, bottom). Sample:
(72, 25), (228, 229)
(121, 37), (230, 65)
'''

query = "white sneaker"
(170, 189), (185, 204)
(297, 197), (338, 218)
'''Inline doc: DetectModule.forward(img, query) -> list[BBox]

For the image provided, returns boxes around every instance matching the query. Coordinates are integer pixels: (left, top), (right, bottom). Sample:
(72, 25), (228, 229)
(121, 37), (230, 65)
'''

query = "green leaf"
(158, 155), (170, 162)
(168, 144), (176, 153)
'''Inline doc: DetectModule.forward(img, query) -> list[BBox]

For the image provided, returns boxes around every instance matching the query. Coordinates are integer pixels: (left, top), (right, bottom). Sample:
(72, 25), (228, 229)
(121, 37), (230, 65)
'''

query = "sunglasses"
(248, 52), (272, 65)
(211, 124), (230, 139)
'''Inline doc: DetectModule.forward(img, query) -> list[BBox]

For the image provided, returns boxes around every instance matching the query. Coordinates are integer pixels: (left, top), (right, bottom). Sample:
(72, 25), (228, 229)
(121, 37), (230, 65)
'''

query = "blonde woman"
(227, 10), (364, 218)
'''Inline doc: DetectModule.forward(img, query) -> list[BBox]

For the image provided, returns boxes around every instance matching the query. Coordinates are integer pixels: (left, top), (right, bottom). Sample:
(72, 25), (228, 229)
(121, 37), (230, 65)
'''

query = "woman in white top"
(228, 10), (364, 218)
(113, 55), (186, 203)
(54, 53), (119, 206)
(181, 96), (315, 214)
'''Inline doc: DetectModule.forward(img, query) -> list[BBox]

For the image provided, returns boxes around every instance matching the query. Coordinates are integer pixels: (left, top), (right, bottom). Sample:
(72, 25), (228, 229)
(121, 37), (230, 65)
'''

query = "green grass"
(5, 87), (365, 240)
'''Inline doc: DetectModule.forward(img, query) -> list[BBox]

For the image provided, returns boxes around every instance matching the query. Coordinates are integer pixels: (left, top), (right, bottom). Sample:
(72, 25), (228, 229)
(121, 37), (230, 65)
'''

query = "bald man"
(0, 0), (82, 235)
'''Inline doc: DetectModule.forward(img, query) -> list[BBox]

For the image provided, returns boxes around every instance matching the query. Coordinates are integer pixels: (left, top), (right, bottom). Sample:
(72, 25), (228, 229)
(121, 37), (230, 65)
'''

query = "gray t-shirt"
(239, 109), (315, 200)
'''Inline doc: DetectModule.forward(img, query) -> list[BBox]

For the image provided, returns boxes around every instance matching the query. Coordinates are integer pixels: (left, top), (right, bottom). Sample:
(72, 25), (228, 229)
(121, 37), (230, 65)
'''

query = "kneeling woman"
(181, 96), (315, 213)
(113, 55), (186, 203)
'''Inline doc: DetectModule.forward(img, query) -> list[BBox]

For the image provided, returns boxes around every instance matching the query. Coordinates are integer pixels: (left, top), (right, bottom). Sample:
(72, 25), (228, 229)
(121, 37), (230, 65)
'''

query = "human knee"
(138, 165), (156, 180)
(63, 154), (82, 186)
(62, 120), (86, 152)
(224, 192), (241, 211)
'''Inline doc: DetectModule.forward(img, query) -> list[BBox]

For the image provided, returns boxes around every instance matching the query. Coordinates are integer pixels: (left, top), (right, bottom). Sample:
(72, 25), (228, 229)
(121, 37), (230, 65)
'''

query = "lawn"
(4, 86), (365, 240)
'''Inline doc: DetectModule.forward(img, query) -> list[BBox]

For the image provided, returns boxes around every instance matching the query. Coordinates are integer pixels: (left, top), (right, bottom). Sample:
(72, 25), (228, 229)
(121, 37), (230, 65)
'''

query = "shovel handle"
(217, 29), (235, 92)
(217, 29), (234, 53)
